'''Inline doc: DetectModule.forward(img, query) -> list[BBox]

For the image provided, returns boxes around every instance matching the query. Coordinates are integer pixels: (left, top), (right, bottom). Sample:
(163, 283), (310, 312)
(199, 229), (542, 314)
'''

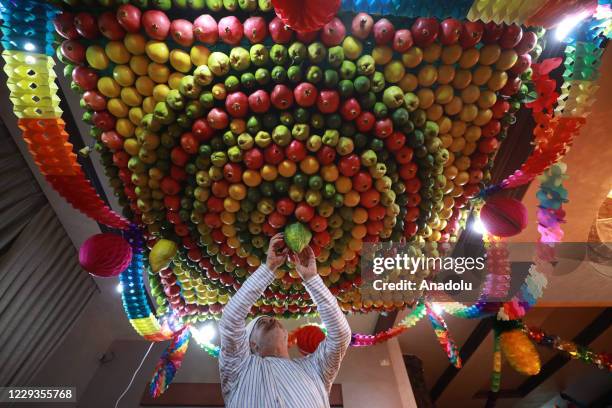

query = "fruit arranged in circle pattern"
(56, 5), (541, 321)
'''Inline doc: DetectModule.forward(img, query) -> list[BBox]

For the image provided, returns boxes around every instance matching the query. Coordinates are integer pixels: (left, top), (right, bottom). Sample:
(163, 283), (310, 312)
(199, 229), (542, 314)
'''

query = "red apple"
(285, 140), (307, 162)
(294, 82), (318, 107)
(482, 22), (504, 44)
(271, 84), (294, 110)
(218, 16), (243, 45)
(60, 40), (85, 64)
(276, 198), (296, 216)
(352, 171), (373, 192)
(225, 92), (249, 118)
(193, 14), (218, 44)
(338, 154), (360, 177)
(170, 19), (194, 47)
(207, 108), (229, 130)
(316, 90), (340, 114)
(264, 144), (284, 165)
(356, 111), (375, 132)
(340, 98), (361, 121)
(316, 145), (336, 165)
(82, 90), (106, 111)
(244, 148), (264, 169)
(295, 202), (315, 222)
(515, 31), (537, 55)
(72, 65), (98, 91)
(243, 16), (267, 44)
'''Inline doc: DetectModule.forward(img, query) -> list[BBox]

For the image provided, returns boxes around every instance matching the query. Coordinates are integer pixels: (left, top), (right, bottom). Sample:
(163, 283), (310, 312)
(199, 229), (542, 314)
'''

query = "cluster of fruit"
(59, 0), (275, 12)
(54, 5), (541, 318)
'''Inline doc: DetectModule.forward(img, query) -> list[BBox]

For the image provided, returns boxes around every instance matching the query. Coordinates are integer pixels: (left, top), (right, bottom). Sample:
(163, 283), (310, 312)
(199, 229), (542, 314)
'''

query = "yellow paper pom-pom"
(500, 329), (541, 375)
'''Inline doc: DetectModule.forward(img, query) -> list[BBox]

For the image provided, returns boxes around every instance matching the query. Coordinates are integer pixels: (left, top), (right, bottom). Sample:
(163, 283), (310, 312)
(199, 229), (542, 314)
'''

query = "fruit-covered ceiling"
(2, 0), (611, 399)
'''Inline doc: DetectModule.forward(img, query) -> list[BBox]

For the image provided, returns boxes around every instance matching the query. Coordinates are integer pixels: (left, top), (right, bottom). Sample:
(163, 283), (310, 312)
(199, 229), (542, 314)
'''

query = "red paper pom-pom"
(480, 196), (528, 237)
(295, 325), (326, 355)
(272, 0), (340, 33)
(79, 233), (132, 277)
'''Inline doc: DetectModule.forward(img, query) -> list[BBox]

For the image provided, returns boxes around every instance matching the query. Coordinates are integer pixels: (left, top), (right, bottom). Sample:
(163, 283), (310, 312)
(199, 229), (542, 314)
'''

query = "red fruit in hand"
(223, 163), (242, 183)
(285, 140), (307, 162)
(316, 145), (336, 165)
(482, 22), (504, 44)
(248, 90), (270, 113)
(207, 108), (229, 129)
(295, 202), (315, 222)
(352, 171), (373, 192)
(385, 131), (406, 151)
(374, 118), (393, 138)
(192, 118), (214, 141)
(321, 17), (346, 47)
(72, 66), (98, 91)
(317, 90), (340, 114)
(338, 154), (360, 177)
(116, 4), (141, 33)
(170, 19), (194, 47)
(264, 144), (284, 165)
(142, 10), (170, 40)
(225, 92), (249, 118)
(411, 18), (439, 47)
(74, 12), (99, 40)
(351, 12), (374, 40)
(243, 16), (267, 44)
(459, 21), (483, 48)
(269, 17), (293, 44)
(193, 14), (218, 44)
(439, 18), (462, 45)
(393, 29), (413, 52)
(244, 148), (264, 169)
(294, 82), (318, 107)
(218, 16), (243, 45)
(276, 197), (296, 216)
(373, 18), (395, 45)
(271, 84), (294, 110)
(500, 24), (523, 49)
(98, 11), (125, 40)
(356, 111), (375, 132)
(340, 98), (361, 121)
(54, 12), (79, 39)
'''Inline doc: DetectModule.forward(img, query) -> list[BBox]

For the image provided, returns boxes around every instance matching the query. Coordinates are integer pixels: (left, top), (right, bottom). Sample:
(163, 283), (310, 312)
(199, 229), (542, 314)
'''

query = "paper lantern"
(500, 329), (541, 375)
(480, 196), (528, 237)
(272, 0), (341, 32)
(295, 325), (326, 355)
(79, 233), (133, 277)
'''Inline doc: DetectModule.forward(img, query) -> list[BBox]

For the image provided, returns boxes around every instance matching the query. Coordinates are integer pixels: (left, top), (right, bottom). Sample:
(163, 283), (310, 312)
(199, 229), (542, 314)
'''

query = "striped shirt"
(219, 264), (352, 408)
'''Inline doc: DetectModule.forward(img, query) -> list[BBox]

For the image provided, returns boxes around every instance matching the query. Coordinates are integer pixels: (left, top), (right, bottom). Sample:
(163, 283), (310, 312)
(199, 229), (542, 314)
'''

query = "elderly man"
(218, 233), (352, 408)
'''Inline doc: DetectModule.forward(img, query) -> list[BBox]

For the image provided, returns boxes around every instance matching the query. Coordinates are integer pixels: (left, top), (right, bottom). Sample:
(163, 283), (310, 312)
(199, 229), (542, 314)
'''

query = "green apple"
(306, 135), (322, 152)
(382, 86), (405, 109)
(237, 133), (254, 150)
(292, 124), (310, 141)
(272, 125), (291, 146)
(255, 131), (272, 148)
(336, 137), (354, 156)
(360, 150), (377, 167)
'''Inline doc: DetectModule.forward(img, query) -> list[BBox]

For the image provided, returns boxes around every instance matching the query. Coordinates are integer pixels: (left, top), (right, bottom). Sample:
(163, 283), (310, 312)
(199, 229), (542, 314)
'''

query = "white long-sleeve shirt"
(218, 264), (352, 408)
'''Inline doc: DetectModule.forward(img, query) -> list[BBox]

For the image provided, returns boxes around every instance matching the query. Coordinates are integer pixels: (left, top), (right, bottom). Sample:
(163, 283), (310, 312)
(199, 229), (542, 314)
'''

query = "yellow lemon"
(97, 77), (120, 98)
(373, 46), (393, 65)
(402, 46), (423, 68)
(170, 49), (192, 73)
(135, 76), (154, 96)
(460, 84), (480, 104)
(459, 48), (480, 69)
(121, 87), (142, 107)
(105, 41), (130, 64)
(423, 43), (442, 63)
(145, 40), (169, 63)
(124, 33), (146, 55)
(129, 55), (150, 76)
(86, 45), (109, 70)
(417, 64), (437, 87)
(437, 64), (456, 84)
(478, 44), (501, 65)
(472, 65), (493, 86)
(190, 45), (210, 66)
(116, 118), (135, 138)
(112, 65), (135, 87)
(168, 72), (184, 90)
(398, 73), (418, 92)
(107, 98), (129, 118)
(441, 44), (463, 65)
(435, 84), (454, 105)
(452, 69), (472, 89)
(129, 107), (143, 125)
(487, 71), (508, 91)
(496, 49), (518, 71)
(148, 63), (170, 84)
(384, 60), (405, 83)
(153, 84), (170, 102)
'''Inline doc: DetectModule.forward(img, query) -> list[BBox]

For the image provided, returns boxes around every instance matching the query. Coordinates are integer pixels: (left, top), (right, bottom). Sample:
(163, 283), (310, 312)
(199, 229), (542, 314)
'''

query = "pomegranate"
(340, 98), (361, 121)
(248, 90), (271, 113)
(510, 53), (532, 75)
(170, 19), (194, 47)
(142, 10), (170, 41)
(316, 145), (336, 165)
(373, 18), (395, 45)
(269, 17), (293, 44)
(460, 20), (484, 48)
(225, 92), (249, 118)
(193, 14), (218, 44)
(320, 17), (346, 47)
(97, 11), (125, 40)
(92, 111), (116, 131)
(271, 84), (294, 110)
(294, 82), (318, 107)
(243, 16), (267, 44)
(54, 12), (79, 39)
(207, 108), (229, 130)
(60, 40), (85, 64)
(392, 29), (413, 52)
(296, 30), (319, 43)
(515, 31), (537, 55)
(285, 140), (307, 162)
(116, 4), (141, 33)
(482, 22), (504, 44)
(351, 12), (374, 40)
(439, 18), (462, 45)
(317, 90), (340, 114)
(82, 90), (107, 111)
(74, 12), (99, 40)
(500, 24), (523, 49)
(244, 148), (264, 170)
(411, 17), (439, 47)
(218, 16), (243, 45)
(72, 66), (98, 91)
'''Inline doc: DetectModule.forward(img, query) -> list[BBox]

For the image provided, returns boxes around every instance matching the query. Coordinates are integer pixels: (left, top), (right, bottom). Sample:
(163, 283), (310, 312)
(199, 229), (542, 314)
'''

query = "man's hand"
(266, 233), (289, 271)
(291, 246), (318, 281)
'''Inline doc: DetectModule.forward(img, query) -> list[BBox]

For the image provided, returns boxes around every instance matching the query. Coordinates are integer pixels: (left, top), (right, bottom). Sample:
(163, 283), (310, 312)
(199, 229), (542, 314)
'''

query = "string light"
(555, 11), (590, 41)
(116, 283), (123, 293)
(23, 42), (35, 51)
(472, 217), (488, 235)
(191, 323), (217, 344)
